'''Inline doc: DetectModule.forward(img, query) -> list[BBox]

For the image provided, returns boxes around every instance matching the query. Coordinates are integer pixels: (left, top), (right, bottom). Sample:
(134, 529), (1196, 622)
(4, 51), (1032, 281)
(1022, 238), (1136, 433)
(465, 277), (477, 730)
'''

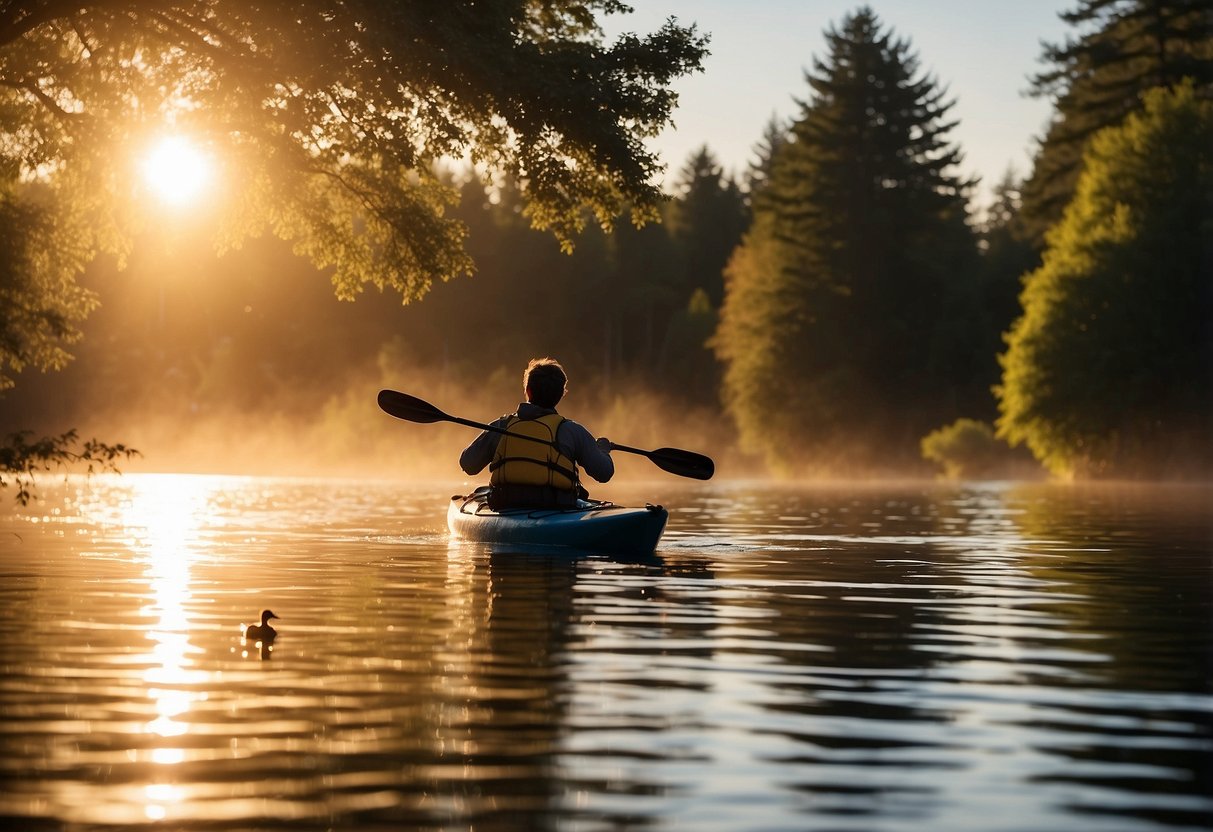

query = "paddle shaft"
(607, 442), (658, 458)
(380, 390), (608, 454)
(454, 421), (675, 464)
(455, 424), (714, 481)
(452, 414), (620, 462)
(440, 417), (689, 472)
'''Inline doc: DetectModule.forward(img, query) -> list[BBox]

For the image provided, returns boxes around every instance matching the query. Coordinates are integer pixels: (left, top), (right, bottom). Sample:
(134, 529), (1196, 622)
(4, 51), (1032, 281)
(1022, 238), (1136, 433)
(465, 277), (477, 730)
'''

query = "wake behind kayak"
(447, 487), (668, 555)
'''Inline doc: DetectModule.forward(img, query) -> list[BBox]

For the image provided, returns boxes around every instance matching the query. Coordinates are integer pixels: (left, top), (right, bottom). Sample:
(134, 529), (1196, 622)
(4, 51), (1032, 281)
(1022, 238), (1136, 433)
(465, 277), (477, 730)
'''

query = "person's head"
(523, 357), (567, 408)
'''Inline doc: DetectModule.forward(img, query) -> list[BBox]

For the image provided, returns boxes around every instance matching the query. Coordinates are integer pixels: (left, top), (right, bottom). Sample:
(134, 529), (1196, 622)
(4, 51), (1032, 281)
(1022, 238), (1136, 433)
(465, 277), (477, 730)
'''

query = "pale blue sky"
(605, 1), (1072, 206)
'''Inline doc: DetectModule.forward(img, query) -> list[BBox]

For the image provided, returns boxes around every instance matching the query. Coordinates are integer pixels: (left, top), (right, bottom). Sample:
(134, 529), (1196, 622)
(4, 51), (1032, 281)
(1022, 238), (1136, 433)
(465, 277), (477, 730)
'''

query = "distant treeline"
(3, 0), (1211, 481)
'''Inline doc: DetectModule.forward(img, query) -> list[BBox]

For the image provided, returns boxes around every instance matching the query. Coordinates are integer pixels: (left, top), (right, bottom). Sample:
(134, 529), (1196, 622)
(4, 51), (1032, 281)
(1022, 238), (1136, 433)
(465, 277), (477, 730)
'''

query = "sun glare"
(142, 136), (211, 205)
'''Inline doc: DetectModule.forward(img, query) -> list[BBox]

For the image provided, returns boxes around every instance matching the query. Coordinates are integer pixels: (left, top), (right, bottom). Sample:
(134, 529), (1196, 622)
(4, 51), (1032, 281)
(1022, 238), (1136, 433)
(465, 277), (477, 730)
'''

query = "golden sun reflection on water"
(143, 783), (186, 821)
(118, 475), (223, 815)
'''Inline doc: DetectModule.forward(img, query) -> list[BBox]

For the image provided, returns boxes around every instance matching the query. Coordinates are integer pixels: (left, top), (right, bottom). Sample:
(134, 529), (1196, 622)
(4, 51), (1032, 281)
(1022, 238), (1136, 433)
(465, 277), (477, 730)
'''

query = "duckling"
(244, 609), (279, 641)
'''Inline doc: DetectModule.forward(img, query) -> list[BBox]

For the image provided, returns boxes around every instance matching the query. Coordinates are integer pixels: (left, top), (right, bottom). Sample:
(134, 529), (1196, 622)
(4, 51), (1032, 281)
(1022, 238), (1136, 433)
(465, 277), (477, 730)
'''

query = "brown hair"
(524, 357), (567, 408)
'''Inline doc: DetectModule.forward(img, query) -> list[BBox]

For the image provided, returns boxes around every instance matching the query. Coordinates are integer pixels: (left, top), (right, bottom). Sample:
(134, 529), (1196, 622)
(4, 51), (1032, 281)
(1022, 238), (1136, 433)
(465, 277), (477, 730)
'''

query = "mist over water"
(1, 476), (1210, 831)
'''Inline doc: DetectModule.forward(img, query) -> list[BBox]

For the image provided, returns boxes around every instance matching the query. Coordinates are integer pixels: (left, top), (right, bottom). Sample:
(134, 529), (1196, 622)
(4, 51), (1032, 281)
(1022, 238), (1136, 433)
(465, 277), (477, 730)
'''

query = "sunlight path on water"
(0, 475), (1209, 831)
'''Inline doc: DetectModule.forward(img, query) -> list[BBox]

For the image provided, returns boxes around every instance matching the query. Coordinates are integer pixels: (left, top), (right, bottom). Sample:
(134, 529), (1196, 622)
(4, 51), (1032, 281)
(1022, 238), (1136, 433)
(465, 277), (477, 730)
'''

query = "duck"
(244, 609), (279, 641)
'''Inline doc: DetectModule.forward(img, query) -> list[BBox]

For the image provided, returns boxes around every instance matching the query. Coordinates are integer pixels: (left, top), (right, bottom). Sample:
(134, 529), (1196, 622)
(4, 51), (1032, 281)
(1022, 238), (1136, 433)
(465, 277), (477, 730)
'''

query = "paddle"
(377, 389), (715, 481)
(604, 442), (716, 481)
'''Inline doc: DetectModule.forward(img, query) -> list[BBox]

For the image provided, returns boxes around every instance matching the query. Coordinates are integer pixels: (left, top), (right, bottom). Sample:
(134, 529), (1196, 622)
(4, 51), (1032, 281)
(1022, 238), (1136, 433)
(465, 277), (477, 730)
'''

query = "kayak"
(447, 487), (668, 555)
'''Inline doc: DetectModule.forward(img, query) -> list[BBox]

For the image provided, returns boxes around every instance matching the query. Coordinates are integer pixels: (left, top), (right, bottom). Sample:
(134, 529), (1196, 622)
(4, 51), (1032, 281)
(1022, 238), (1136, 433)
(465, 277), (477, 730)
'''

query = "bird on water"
(244, 609), (279, 641)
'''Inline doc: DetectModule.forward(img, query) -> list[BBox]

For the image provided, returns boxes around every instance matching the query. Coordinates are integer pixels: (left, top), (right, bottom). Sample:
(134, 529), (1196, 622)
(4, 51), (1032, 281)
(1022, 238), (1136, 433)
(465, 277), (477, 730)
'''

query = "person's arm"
(562, 420), (614, 483)
(459, 417), (506, 475)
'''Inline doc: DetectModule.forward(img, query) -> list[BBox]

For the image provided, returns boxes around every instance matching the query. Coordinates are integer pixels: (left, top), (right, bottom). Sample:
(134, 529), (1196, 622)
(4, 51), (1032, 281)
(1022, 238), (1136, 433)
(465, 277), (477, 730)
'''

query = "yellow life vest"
(489, 413), (578, 491)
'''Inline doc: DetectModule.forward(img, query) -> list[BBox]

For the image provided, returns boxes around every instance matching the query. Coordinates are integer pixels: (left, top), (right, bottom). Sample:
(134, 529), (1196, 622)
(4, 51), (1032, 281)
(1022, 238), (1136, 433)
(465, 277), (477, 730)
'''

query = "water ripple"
(0, 477), (1209, 830)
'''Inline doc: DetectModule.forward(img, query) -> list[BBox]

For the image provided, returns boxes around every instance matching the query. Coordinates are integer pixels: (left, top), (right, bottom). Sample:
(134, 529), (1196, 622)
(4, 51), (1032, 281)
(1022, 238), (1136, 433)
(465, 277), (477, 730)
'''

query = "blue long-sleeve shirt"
(459, 402), (614, 483)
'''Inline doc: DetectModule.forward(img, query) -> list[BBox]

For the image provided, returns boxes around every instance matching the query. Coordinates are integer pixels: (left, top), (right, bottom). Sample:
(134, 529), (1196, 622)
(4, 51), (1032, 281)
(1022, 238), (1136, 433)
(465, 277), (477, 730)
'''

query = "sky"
(604, 1), (1073, 206)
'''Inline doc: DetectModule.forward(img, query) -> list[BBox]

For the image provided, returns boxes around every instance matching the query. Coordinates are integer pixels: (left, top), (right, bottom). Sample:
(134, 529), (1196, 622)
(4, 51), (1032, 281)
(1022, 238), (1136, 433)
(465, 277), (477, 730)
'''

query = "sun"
(141, 136), (212, 206)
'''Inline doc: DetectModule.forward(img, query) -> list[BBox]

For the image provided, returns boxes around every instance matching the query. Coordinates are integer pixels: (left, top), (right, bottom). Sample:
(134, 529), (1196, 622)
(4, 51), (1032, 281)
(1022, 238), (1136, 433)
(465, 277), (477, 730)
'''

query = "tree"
(980, 170), (1039, 303)
(714, 7), (980, 475)
(0, 172), (137, 501)
(659, 286), (718, 402)
(921, 419), (1008, 480)
(0, 0), (706, 494)
(651, 146), (747, 402)
(0, 0), (706, 330)
(0, 429), (137, 506)
(713, 213), (815, 474)
(1019, 0), (1213, 244)
(0, 179), (97, 392)
(666, 146), (748, 307)
(603, 206), (680, 379)
(997, 83), (1213, 478)
(743, 114), (790, 200)
(972, 169), (1039, 412)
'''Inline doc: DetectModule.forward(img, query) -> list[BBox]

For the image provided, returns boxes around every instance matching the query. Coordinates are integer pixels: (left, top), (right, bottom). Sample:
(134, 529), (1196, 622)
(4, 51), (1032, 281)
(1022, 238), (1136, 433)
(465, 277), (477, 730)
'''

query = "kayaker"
(459, 357), (613, 509)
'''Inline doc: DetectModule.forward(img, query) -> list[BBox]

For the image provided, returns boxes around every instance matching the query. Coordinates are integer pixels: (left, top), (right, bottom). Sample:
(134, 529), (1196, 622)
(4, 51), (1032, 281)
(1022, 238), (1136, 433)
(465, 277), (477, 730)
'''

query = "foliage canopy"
(920, 419), (1005, 480)
(1019, 0), (1213, 244)
(0, 0), (707, 388)
(997, 83), (1213, 478)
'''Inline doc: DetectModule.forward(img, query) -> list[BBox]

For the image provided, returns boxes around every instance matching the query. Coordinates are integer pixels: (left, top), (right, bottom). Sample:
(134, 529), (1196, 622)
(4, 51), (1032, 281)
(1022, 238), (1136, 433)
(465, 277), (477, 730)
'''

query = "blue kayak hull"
(447, 492), (668, 555)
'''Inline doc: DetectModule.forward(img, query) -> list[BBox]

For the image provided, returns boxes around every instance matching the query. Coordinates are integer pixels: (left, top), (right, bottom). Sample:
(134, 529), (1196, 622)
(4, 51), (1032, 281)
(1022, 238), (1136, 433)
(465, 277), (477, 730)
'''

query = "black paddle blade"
(377, 389), (449, 424)
(648, 447), (715, 480)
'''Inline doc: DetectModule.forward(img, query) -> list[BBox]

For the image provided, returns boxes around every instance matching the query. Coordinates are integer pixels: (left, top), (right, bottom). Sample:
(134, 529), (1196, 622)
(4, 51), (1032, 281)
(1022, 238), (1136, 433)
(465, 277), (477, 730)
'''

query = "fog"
(1, 218), (780, 486)
(0, 214), (1033, 485)
(61, 370), (755, 485)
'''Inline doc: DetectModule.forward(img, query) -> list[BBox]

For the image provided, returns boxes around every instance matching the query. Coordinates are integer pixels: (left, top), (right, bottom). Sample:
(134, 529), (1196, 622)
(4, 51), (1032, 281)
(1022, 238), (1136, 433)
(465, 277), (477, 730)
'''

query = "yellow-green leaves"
(997, 83), (1213, 478)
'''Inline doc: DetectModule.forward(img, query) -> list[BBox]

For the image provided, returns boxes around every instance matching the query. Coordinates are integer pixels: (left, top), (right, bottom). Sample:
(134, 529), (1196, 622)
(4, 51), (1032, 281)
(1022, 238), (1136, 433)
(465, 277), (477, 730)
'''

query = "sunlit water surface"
(1, 475), (1210, 831)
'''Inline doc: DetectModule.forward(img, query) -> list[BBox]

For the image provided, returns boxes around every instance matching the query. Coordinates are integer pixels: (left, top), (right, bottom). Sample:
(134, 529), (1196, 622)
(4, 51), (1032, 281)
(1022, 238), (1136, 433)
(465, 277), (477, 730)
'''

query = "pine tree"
(997, 83), (1213, 478)
(744, 114), (791, 200)
(667, 146), (749, 307)
(715, 7), (980, 474)
(1019, 0), (1213, 244)
(976, 171), (1039, 401)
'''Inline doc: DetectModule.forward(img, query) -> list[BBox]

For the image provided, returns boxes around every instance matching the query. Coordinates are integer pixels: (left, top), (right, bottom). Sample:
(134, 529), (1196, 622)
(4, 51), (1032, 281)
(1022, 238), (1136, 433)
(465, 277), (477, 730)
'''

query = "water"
(1, 475), (1210, 831)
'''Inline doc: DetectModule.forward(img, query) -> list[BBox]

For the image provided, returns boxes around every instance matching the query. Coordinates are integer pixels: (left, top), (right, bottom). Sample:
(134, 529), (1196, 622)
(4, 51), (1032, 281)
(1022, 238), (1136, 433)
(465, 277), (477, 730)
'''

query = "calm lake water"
(1, 475), (1210, 831)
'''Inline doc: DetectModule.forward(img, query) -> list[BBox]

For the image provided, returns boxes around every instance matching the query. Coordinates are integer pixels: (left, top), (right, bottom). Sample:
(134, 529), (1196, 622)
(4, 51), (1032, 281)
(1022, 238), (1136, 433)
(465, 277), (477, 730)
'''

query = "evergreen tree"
(997, 83), (1213, 478)
(715, 7), (980, 474)
(607, 210), (681, 377)
(666, 146), (749, 307)
(660, 287), (719, 403)
(1019, 0), (1213, 244)
(975, 170), (1039, 407)
(744, 114), (791, 201)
